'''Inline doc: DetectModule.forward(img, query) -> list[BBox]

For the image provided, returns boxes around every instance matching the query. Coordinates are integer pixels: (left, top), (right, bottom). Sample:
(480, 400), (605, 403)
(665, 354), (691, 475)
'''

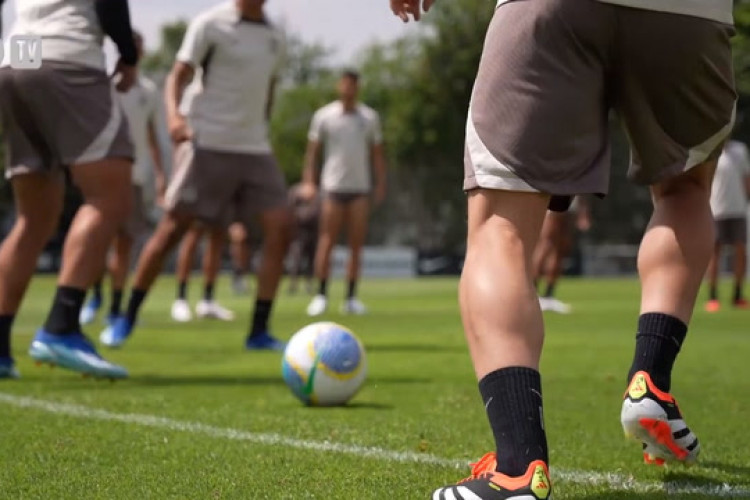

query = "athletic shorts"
(0, 62), (133, 178)
(164, 141), (288, 228)
(122, 184), (150, 239)
(325, 191), (369, 205)
(464, 0), (736, 210)
(716, 217), (747, 245)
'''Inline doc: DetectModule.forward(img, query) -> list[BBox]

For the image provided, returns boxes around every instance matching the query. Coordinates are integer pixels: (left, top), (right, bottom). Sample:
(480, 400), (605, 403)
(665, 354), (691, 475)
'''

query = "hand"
(168, 114), (193, 144)
(576, 214), (592, 232)
(113, 60), (137, 93)
(390, 0), (435, 22)
(374, 181), (386, 205)
(154, 173), (167, 208)
(299, 182), (318, 202)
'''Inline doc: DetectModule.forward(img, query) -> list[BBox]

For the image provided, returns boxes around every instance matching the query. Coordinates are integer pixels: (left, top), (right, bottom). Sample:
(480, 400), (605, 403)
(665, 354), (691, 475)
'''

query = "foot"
(99, 316), (135, 349)
(79, 297), (102, 325)
(195, 300), (236, 321)
(433, 453), (552, 500)
(29, 329), (128, 379)
(341, 297), (367, 315)
(171, 299), (193, 322)
(733, 298), (749, 309)
(232, 275), (250, 296)
(540, 297), (571, 314)
(705, 299), (721, 313)
(0, 356), (20, 379)
(245, 331), (286, 351)
(306, 294), (328, 316)
(621, 371), (700, 465)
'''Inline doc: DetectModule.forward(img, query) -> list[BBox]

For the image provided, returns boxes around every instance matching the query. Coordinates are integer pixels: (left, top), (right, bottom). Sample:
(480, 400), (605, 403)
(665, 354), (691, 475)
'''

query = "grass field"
(1, 276), (749, 499)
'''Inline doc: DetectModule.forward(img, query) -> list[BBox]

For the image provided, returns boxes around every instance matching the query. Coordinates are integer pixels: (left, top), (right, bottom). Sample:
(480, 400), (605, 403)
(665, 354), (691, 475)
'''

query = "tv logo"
(0, 35), (43, 69)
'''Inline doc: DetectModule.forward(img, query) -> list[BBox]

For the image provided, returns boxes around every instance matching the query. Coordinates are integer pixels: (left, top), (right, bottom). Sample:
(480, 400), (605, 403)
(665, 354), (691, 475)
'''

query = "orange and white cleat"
(704, 299), (721, 313)
(621, 371), (700, 465)
(432, 452), (552, 499)
(733, 298), (750, 310)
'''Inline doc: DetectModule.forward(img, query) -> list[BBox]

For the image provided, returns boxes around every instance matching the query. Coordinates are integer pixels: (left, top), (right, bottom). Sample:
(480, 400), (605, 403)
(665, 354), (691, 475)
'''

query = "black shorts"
(716, 217), (747, 245)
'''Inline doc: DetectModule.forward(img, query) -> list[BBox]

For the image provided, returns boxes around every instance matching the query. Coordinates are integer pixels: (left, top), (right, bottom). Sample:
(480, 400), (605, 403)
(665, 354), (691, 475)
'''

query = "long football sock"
(709, 285), (718, 301)
(110, 289), (123, 317)
(627, 313), (687, 393)
(43, 286), (86, 334)
(543, 282), (556, 298)
(204, 282), (215, 301)
(177, 281), (187, 300)
(249, 299), (273, 337)
(92, 280), (103, 303)
(125, 289), (148, 324)
(734, 283), (743, 302)
(347, 280), (358, 300)
(0, 315), (14, 358)
(318, 279), (328, 297)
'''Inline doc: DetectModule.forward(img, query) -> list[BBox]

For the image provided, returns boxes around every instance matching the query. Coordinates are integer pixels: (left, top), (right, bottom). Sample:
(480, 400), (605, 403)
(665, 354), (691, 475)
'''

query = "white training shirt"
(497, 0), (732, 24)
(2, 0), (106, 70)
(177, 1), (285, 154)
(710, 141), (750, 220)
(118, 75), (160, 186)
(308, 101), (383, 193)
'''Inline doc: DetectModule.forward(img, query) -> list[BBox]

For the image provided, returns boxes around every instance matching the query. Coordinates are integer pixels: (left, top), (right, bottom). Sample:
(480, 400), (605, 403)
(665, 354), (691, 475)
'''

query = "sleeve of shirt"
(370, 112), (384, 146)
(308, 109), (324, 142)
(176, 15), (212, 68)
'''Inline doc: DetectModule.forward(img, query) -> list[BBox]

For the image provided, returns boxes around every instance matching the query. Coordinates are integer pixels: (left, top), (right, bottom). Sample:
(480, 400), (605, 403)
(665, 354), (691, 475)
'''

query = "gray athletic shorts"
(716, 217), (747, 245)
(123, 184), (150, 239)
(164, 141), (288, 228)
(325, 191), (370, 205)
(464, 0), (736, 209)
(0, 61), (133, 177)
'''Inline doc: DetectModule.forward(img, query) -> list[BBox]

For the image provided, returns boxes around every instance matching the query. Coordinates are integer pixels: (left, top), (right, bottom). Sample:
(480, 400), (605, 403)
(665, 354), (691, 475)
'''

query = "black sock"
(347, 280), (357, 300)
(110, 289), (123, 317)
(479, 367), (548, 477)
(43, 286), (86, 334)
(543, 282), (556, 298)
(233, 267), (243, 279)
(92, 280), (103, 303)
(734, 283), (743, 302)
(249, 299), (273, 337)
(627, 313), (687, 393)
(177, 281), (187, 300)
(204, 282), (215, 301)
(318, 279), (328, 297)
(0, 315), (15, 358)
(709, 285), (718, 301)
(125, 289), (148, 324)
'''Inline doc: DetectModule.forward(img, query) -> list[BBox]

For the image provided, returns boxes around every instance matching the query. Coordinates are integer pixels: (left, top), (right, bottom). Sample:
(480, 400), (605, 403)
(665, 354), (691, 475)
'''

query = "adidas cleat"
(245, 331), (286, 351)
(433, 453), (552, 500)
(29, 330), (128, 379)
(621, 371), (699, 465)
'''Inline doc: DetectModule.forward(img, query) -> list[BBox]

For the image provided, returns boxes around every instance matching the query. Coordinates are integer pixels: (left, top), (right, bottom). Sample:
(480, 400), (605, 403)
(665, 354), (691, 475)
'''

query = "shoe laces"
(459, 452), (498, 483)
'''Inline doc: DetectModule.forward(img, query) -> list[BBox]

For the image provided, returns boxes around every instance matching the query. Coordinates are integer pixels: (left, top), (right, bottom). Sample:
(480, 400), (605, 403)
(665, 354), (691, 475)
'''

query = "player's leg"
(172, 224), (203, 322)
(705, 232), (722, 312)
(307, 196), (345, 316)
(341, 195), (370, 314)
(195, 225), (235, 320)
(80, 275), (105, 325)
(107, 231), (133, 321)
(730, 219), (747, 307)
(287, 234), (303, 295)
(229, 222), (251, 295)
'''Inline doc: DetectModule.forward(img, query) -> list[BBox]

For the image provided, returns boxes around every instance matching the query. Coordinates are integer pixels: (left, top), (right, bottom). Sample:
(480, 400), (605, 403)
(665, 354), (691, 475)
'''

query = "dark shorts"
(464, 0), (736, 205)
(325, 191), (369, 205)
(0, 62), (133, 177)
(716, 217), (747, 245)
(164, 142), (288, 228)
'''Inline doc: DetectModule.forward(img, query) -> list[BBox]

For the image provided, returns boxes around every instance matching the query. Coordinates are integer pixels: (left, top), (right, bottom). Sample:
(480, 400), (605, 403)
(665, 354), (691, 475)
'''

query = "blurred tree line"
(2, 0), (750, 253)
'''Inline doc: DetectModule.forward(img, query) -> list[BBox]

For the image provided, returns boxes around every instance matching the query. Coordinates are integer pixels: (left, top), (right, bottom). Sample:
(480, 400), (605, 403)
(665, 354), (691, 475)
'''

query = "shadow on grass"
(365, 343), (464, 353)
(699, 460), (750, 480)
(118, 374), (432, 388)
(305, 401), (393, 410)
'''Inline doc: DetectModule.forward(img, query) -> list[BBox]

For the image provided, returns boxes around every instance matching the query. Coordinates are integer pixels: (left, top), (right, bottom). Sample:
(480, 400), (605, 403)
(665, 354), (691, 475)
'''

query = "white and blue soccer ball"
(281, 322), (367, 406)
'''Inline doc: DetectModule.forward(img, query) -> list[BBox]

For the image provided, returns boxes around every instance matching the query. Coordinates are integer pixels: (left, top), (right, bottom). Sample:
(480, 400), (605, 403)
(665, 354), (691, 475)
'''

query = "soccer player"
(287, 182), (321, 295)
(101, 0), (291, 351)
(229, 221), (253, 295)
(80, 31), (166, 327)
(392, 1), (734, 498)
(0, 0), (138, 379)
(533, 196), (591, 314)
(303, 71), (387, 316)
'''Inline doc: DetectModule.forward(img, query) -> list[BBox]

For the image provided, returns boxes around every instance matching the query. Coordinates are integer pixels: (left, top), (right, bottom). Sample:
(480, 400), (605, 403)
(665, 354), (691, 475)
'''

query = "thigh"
(345, 195), (371, 247)
(466, 0), (614, 197)
(615, 10), (736, 185)
(236, 154), (289, 226)
(11, 171), (65, 223)
(319, 197), (346, 242)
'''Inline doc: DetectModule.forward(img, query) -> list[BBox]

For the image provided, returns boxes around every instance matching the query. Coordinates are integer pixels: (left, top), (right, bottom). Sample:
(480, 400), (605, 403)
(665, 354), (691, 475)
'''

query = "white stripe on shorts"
(74, 88), (124, 165)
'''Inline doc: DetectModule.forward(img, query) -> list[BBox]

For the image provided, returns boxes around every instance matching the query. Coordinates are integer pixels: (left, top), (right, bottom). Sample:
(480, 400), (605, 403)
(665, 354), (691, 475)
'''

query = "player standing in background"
(0, 0), (138, 379)
(392, 0), (734, 498)
(102, 0), (291, 351)
(229, 221), (253, 295)
(534, 196), (591, 314)
(705, 140), (750, 312)
(287, 182), (321, 295)
(303, 71), (387, 316)
(80, 31), (167, 327)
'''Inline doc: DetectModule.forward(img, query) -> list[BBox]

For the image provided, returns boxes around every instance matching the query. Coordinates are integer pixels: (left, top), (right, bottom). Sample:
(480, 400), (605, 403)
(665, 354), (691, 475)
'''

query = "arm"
(266, 77), (278, 122)
(372, 143), (387, 205)
(147, 119), (166, 205)
(302, 140), (322, 190)
(164, 62), (195, 143)
(94, 0), (137, 92)
(390, 0), (435, 22)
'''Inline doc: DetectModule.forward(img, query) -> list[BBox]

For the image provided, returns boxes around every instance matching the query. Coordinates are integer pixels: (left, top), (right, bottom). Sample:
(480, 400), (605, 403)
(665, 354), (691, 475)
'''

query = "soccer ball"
(281, 322), (367, 406)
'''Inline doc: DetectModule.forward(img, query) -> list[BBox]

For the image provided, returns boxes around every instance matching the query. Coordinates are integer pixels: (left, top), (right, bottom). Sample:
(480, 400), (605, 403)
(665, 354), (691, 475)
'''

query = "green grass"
(1, 276), (749, 499)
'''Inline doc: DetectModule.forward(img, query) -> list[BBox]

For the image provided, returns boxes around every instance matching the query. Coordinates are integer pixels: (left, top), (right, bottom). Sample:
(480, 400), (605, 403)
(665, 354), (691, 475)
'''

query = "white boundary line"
(1, 392), (748, 497)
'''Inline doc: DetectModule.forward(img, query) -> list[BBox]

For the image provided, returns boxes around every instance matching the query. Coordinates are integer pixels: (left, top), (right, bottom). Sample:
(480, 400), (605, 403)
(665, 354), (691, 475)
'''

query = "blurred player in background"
(287, 182), (321, 295)
(303, 70), (387, 316)
(392, 0), (735, 498)
(705, 140), (750, 312)
(0, 0), (138, 379)
(534, 196), (591, 314)
(80, 31), (166, 327)
(102, 0), (291, 351)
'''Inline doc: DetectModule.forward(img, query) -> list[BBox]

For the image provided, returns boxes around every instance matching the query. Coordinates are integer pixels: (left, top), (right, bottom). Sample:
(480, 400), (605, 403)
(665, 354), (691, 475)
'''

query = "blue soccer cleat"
(99, 315), (134, 349)
(0, 356), (20, 379)
(245, 331), (286, 351)
(79, 297), (102, 325)
(29, 330), (128, 379)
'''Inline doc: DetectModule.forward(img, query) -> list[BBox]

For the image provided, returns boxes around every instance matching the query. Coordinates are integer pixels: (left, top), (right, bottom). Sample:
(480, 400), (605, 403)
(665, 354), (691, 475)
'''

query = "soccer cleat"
(306, 294), (328, 316)
(171, 299), (193, 322)
(0, 357), (20, 379)
(341, 297), (367, 315)
(79, 297), (102, 325)
(433, 453), (552, 500)
(29, 330), (128, 379)
(539, 297), (571, 314)
(245, 331), (286, 351)
(733, 298), (749, 310)
(195, 299), (235, 321)
(704, 299), (721, 313)
(99, 316), (134, 349)
(621, 371), (700, 465)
